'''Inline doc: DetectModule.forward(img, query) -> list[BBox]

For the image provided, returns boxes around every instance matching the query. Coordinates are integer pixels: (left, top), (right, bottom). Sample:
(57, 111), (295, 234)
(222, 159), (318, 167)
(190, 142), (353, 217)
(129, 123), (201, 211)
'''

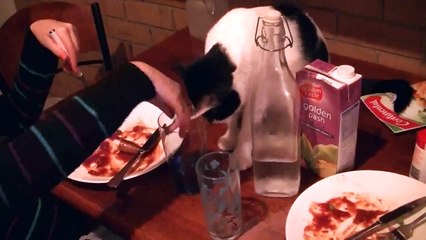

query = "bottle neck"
(254, 18), (293, 78)
(264, 22), (291, 66)
(261, 21), (286, 51)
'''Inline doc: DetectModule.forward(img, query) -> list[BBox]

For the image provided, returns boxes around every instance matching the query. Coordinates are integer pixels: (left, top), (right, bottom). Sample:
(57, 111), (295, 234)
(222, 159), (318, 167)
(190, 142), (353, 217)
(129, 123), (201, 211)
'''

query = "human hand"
(30, 19), (80, 74)
(130, 61), (193, 137)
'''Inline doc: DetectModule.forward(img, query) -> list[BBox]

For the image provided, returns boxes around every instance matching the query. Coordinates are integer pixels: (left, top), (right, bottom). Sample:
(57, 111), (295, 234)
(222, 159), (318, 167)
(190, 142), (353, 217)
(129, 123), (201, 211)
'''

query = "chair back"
(0, 1), (112, 93)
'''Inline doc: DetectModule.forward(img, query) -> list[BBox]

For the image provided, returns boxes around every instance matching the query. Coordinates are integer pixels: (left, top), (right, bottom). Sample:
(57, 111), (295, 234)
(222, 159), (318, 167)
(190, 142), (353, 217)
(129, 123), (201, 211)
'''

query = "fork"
(391, 211), (426, 240)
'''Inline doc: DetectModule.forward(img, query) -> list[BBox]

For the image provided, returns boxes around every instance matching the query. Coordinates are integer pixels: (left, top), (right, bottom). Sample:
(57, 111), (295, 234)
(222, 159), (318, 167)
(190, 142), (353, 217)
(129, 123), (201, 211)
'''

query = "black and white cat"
(180, 3), (413, 170)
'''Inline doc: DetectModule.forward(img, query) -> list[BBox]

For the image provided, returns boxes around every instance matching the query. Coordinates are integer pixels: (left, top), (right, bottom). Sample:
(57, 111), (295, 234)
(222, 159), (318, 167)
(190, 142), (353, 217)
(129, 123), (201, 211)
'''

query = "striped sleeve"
(0, 62), (156, 211)
(0, 30), (58, 139)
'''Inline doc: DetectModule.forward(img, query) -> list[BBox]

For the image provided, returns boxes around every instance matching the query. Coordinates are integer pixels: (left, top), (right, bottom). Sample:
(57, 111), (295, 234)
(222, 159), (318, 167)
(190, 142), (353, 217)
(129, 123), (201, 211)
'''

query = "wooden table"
(52, 28), (422, 240)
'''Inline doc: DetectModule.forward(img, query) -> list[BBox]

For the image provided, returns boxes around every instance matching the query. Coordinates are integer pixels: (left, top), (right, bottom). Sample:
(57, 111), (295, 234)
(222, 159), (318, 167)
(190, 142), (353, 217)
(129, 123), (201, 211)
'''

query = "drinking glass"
(157, 112), (206, 194)
(196, 151), (242, 240)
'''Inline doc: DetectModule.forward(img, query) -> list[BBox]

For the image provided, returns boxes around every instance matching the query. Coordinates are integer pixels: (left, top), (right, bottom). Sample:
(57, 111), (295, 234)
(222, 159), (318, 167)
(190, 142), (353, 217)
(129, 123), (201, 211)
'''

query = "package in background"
(296, 59), (362, 178)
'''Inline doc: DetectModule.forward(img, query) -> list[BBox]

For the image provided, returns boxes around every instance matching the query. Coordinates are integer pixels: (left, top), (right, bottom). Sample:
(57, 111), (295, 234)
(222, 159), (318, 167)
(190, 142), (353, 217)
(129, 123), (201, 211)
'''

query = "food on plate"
(82, 125), (163, 177)
(304, 192), (389, 240)
(118, 138), (140, 154)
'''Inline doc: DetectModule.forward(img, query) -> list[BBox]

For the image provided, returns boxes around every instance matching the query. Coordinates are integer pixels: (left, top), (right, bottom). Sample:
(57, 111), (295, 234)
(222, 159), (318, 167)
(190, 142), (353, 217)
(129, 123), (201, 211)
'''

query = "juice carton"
(296, 59), (362, 178)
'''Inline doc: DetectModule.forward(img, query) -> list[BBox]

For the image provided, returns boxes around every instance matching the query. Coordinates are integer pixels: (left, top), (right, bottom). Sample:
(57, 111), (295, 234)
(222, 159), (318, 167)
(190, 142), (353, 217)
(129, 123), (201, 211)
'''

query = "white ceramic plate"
(68, 101), (167, 183)
(286, 170), (426, 240)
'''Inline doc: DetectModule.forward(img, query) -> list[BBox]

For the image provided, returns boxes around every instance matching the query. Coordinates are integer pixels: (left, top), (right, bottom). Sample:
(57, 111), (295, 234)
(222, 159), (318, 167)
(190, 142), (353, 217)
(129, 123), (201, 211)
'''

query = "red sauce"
(309, 199), (352, 231)
(129, 144), (162, 170)
(115, 151), (132, 161)
(82, 140), (112, 168)
(354, 209), (385, 225)
(120, 125), (151, 141)
(311, 214), (333, 231)
(83, 125), (160, 177)
(88, 168), (108, 176)
(111, 131), (121, 139)
(304, 193), (386, 239)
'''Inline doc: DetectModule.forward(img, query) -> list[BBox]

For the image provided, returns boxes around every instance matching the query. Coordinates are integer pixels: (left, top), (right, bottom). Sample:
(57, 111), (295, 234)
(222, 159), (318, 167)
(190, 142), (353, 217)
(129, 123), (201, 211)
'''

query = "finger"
(168, 118), (178, 132)
(69, 24), (80, 52)
(178, 120), (190, 138)
(47, 30), (69, 61)
(62, 62), (73, 73)
(61, 26), (78, 74)
(168, 117), (189, 138)
(175, 107), (192, 137)
(54, 28), (79, 73)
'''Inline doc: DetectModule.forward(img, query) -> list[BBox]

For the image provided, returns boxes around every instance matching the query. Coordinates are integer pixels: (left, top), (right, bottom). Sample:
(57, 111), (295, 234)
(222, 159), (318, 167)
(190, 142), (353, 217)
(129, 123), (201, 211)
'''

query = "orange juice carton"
(296, 59), (362, 178)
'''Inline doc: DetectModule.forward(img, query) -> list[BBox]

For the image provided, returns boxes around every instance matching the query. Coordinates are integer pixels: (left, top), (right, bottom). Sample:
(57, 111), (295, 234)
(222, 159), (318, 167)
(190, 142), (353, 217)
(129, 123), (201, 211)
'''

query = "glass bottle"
(250, 10), (300, 197)
(410, 128), (426, 183)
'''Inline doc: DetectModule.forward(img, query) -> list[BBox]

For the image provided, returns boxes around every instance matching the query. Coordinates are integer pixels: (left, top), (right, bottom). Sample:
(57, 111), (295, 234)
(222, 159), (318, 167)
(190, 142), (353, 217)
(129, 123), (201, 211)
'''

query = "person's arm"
(131, 61), (192, 135)
(0, 30), (58, 138)
(0, 62), (156, 211)
(0, 19), (81, 139)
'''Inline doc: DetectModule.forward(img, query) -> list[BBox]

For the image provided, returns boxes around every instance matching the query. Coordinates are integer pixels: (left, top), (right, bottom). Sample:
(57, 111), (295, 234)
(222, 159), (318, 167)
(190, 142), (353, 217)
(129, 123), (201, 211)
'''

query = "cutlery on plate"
(345, 196), (426, 240)
(390, 211), (426, 240)
(107, 128), (160, 188)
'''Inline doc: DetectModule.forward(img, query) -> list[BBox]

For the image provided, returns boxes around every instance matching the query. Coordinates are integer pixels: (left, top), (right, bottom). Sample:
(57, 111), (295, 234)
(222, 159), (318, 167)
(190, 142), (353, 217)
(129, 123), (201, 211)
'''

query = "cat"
(179, 3), (413, 170)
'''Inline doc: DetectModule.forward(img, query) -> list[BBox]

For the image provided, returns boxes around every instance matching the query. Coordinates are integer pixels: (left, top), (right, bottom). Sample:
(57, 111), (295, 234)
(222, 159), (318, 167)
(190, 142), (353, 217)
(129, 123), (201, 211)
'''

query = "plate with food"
(285, 170), (426, 240)
(68, 101), (167, 183)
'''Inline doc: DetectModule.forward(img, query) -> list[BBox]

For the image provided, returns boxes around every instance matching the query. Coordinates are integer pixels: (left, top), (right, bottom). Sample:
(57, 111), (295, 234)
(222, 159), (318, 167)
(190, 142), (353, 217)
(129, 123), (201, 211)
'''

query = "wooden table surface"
(52, 28), (423, 240)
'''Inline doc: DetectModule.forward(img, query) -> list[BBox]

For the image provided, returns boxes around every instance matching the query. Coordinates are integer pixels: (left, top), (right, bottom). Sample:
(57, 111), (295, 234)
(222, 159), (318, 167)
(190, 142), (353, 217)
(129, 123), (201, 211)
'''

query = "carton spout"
(333, 65), (355, 79)
(305, 60), (362, 102)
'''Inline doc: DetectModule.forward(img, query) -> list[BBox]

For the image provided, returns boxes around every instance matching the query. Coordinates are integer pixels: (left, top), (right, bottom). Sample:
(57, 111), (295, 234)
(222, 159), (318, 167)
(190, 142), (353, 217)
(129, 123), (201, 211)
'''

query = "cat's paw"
(218, 135), (237, 151)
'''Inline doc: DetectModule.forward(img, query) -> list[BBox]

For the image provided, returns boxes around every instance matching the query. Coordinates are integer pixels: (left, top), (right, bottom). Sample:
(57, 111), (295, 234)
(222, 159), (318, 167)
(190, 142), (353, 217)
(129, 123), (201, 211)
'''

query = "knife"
(345, 196), (426, 240)
(107, 128), (160, 188)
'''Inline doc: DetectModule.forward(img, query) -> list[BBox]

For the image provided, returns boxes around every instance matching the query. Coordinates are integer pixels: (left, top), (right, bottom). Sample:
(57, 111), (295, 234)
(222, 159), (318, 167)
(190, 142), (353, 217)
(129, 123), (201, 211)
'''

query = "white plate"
(286, 170), (426, 240)
(68, 101), (167, 183)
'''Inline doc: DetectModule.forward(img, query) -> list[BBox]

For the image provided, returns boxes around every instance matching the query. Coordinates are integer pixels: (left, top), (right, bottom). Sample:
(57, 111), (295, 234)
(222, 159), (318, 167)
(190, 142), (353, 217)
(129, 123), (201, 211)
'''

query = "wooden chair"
(0, 1), (113, 95)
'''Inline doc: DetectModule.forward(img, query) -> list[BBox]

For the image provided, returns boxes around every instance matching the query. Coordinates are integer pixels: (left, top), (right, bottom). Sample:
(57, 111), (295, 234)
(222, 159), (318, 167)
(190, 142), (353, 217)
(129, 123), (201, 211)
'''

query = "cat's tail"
(361, 78), (414, 113)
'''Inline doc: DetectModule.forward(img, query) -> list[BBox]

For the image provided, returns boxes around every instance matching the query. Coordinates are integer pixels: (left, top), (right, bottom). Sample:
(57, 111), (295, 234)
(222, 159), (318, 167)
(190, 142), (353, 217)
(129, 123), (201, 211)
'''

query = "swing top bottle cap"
(264, 9), (282, 23)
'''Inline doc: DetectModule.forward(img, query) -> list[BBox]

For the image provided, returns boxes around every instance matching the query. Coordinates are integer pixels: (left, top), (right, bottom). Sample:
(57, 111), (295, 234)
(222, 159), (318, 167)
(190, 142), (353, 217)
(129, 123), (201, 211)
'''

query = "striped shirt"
(0, 30), (156, 239)
(0, 30), (57, 139)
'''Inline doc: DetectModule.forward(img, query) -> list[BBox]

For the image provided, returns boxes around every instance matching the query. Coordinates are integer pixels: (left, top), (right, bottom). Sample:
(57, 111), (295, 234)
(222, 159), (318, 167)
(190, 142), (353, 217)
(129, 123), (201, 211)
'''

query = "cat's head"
(179, 43), (241, 122)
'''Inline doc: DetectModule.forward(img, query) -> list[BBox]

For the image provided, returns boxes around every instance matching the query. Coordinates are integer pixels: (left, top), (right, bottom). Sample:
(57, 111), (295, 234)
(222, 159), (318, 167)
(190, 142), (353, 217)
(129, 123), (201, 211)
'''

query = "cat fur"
(180, 3), (413, 170)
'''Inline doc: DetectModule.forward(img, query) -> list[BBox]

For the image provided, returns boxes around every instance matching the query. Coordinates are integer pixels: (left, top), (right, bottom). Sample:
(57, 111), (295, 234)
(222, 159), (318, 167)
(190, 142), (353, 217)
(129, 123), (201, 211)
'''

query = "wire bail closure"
(255, 16), (294, 52)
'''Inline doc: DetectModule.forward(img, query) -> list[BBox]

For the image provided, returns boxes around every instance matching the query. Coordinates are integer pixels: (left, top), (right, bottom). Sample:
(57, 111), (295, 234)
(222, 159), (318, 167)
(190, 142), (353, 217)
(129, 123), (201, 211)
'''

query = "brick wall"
(298, 0), (426, 79)
(13, 0), (426, 99)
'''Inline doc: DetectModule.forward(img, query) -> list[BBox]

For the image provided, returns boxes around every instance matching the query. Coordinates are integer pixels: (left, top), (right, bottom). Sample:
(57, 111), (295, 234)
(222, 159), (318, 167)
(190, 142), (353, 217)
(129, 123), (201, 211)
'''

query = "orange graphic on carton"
(300, 82), (323, 101)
